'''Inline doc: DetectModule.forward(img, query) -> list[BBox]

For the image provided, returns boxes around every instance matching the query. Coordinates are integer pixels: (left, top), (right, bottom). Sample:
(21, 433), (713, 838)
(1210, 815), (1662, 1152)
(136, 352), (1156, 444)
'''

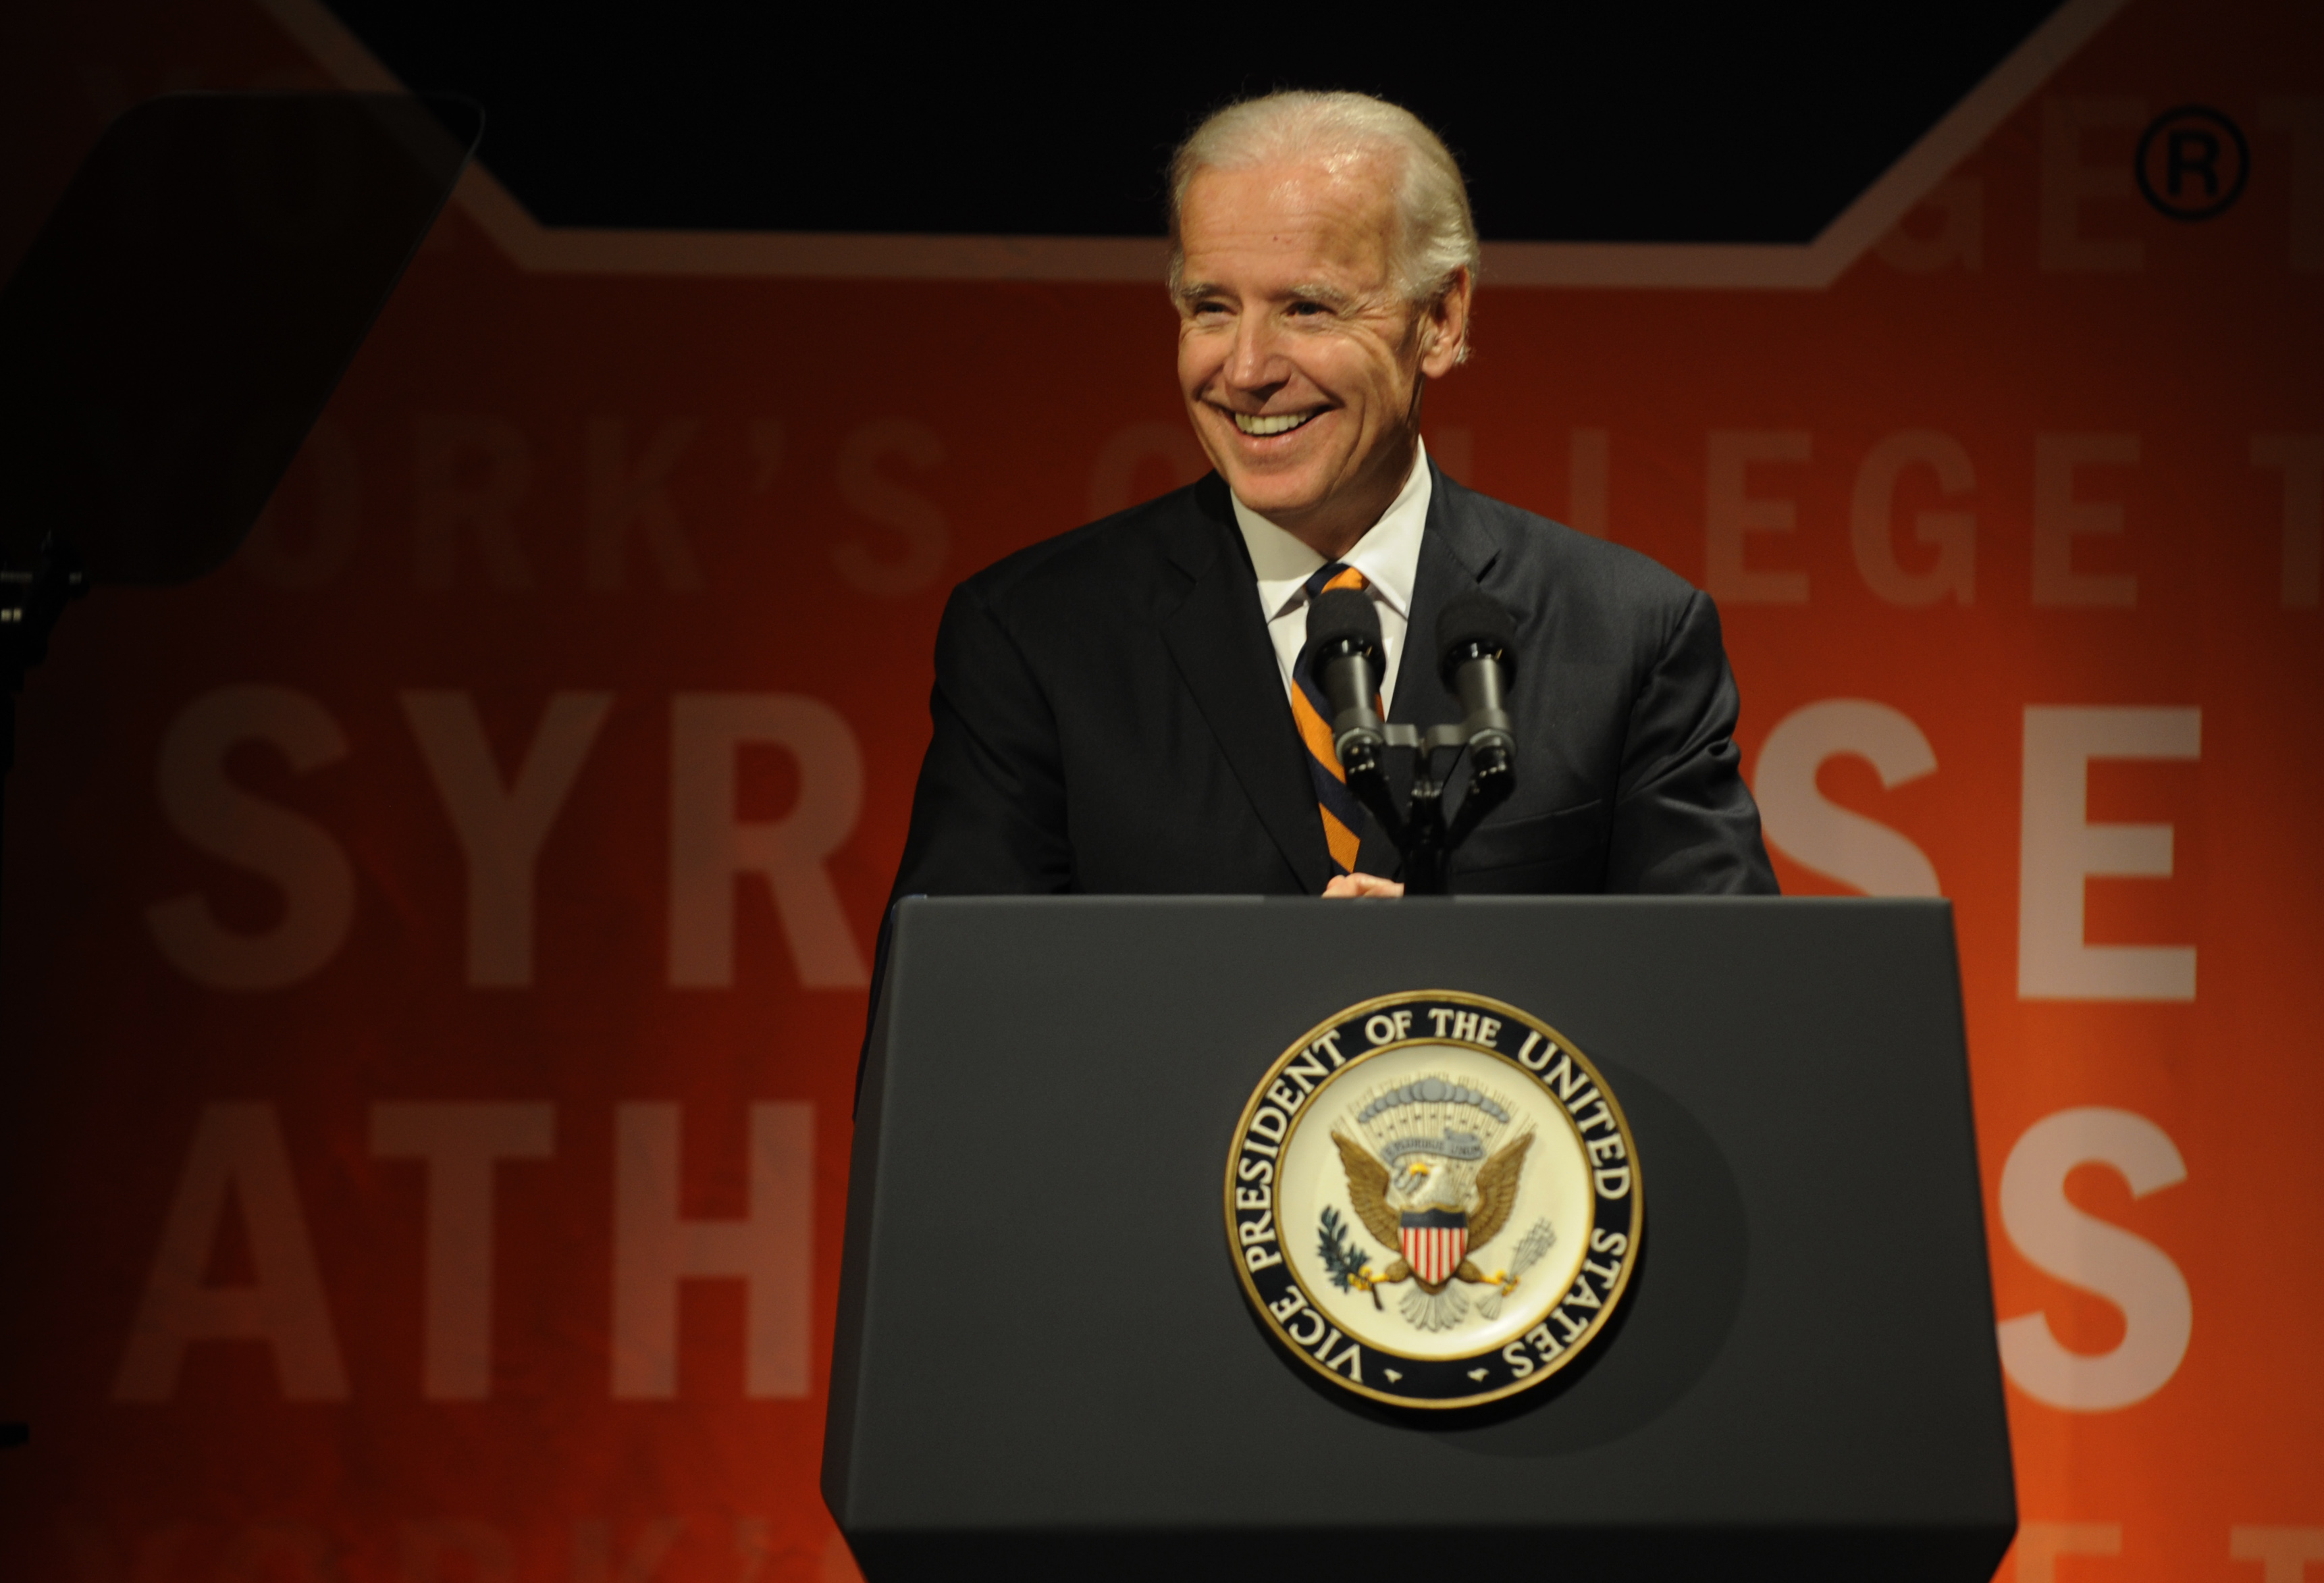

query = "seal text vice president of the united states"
(886, 90), (1778, 904)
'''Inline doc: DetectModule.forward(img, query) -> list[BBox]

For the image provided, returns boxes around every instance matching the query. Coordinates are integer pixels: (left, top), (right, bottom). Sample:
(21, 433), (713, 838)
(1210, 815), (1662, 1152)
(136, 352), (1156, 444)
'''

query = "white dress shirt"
(1230, 440), (1431, 711)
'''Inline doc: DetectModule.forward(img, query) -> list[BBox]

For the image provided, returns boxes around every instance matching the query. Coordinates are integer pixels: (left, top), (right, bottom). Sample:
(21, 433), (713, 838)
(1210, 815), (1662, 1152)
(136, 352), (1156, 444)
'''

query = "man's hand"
(1322, 873), (1405, 898)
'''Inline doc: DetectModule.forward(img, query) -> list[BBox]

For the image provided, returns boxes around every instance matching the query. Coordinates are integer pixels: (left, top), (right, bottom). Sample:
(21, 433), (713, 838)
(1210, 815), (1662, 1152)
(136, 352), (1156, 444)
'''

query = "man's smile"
(1229, 409), (1322, 437)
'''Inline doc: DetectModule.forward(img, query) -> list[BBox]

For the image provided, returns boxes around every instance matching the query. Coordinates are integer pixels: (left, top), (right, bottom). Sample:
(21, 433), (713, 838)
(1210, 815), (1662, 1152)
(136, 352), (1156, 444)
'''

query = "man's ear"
(1419, 267), (1473, 375)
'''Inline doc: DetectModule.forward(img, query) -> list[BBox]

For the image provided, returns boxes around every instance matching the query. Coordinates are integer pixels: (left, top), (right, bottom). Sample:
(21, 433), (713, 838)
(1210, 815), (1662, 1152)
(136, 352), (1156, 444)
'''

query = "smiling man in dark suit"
(886, 90), (1776, 904)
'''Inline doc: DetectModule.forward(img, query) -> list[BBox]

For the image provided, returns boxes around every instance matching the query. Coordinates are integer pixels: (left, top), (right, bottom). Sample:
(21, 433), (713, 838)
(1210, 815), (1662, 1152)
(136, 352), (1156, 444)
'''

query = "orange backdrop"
(1, 2), (2320, 1580)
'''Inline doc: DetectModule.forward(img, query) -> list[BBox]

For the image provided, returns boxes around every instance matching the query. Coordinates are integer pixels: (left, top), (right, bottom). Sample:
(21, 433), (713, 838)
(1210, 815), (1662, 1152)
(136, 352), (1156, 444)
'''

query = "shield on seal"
(1400, 1208), (1469, 1285)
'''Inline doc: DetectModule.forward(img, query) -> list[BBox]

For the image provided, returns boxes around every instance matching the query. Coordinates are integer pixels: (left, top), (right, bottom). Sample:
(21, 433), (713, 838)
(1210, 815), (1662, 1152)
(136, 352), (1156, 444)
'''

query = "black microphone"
(1436, 590), (1517, 781)
(1305, 587), (1385, 776)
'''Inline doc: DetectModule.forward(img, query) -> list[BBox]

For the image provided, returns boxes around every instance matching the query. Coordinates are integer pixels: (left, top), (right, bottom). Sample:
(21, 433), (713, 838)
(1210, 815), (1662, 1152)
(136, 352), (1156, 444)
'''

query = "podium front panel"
(825, 897), (2013, 1580)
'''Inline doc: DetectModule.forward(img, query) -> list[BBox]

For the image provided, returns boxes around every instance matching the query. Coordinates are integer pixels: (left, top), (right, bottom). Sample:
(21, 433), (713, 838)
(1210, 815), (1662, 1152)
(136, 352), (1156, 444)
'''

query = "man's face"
(1174, 153), (1468, 550)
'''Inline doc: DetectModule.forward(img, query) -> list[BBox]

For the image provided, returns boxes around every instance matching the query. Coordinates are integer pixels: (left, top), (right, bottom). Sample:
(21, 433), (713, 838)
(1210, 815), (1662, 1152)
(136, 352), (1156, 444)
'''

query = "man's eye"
(1288, 301), (1330, 317)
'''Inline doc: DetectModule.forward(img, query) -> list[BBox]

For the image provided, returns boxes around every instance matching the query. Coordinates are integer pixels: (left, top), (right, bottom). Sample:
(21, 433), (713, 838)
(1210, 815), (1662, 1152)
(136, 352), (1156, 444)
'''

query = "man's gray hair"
(1166, 90), (1481, 307)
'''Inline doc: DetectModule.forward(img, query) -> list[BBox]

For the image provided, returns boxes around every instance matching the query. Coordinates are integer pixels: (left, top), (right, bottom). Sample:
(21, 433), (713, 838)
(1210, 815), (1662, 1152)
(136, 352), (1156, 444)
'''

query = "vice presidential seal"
(1225, 991), (1643, 1409)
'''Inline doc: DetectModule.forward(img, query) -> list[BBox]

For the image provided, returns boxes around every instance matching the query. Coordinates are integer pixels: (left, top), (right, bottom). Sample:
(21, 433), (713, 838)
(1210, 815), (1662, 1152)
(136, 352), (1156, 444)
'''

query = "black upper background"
(327, 4), (2062, 244)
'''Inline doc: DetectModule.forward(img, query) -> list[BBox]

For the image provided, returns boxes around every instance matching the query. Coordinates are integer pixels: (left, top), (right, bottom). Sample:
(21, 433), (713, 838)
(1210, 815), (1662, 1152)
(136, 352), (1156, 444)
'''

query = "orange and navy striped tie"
(1289, 563), (1379, 877)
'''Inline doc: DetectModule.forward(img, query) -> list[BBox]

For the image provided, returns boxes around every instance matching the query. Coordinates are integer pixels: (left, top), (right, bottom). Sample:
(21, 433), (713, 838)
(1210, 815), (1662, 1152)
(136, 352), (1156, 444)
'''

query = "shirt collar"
(1232, 440), (1431, 621)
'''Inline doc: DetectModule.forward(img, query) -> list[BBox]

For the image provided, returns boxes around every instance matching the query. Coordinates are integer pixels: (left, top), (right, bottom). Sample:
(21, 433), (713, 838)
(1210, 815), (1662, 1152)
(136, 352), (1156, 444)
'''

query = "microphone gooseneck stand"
(1305, 588), (1521, 895)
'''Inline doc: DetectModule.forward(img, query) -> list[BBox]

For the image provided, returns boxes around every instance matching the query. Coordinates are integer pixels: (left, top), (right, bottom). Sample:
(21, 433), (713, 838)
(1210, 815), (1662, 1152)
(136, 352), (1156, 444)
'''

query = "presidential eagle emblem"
(1328, 1081), (1541, 1331)
(1225, 991), (1642, 1409)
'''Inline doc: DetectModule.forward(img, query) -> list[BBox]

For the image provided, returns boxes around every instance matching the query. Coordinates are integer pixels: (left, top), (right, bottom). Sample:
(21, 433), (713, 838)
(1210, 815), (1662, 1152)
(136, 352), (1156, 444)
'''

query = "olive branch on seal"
(1317, 1205), (1382, 1309)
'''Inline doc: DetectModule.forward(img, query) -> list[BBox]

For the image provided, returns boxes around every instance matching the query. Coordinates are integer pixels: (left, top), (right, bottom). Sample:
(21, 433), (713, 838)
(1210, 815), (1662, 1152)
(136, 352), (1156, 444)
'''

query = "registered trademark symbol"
(2137, 105), (2249, 221)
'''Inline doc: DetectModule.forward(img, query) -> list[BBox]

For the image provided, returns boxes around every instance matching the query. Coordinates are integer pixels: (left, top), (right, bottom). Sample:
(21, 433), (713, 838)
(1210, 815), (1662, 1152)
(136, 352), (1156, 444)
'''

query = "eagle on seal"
(1331, 1126), (1533, 1322)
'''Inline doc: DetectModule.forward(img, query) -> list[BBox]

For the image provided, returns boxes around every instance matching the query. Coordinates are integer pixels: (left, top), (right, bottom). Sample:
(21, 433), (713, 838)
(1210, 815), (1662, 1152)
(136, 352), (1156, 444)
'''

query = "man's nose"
(1224, 313), (1286, 390)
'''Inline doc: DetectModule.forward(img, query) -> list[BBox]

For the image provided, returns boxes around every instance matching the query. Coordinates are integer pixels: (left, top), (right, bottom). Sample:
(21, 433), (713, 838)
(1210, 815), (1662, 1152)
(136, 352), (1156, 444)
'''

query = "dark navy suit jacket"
(885, 463), (1778, 902)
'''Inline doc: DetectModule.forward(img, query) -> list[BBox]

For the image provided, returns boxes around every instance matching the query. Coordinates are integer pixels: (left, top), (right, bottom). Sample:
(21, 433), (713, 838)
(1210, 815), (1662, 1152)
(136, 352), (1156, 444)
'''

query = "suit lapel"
(1158, 478), (1333, 894)
(1357, 464), (1504, 878)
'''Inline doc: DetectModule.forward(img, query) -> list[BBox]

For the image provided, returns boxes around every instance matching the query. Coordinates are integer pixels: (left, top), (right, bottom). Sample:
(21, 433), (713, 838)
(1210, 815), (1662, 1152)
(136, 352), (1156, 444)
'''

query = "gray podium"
(824, 897), (2015, 1581)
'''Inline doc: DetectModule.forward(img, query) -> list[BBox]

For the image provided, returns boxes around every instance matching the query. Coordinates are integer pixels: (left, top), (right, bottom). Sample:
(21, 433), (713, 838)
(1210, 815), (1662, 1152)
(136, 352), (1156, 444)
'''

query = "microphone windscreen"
(1306, 586), (1383, 654)
(1436, 590), (1518, 683)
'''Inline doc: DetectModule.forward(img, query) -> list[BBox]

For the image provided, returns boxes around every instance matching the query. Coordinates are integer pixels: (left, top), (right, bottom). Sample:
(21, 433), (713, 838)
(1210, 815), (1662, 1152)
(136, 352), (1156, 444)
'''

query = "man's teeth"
(1232, 411), (1316, 437)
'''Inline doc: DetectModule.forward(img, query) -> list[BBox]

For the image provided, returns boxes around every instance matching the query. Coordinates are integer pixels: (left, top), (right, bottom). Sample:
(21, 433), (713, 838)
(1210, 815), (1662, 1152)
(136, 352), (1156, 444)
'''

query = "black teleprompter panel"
(825, 897), (2014, 1582)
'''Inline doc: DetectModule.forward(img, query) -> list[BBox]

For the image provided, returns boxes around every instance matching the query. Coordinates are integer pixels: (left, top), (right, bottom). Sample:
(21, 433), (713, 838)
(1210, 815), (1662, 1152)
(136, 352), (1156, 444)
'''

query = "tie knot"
(1304, 562), (1369, 600)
